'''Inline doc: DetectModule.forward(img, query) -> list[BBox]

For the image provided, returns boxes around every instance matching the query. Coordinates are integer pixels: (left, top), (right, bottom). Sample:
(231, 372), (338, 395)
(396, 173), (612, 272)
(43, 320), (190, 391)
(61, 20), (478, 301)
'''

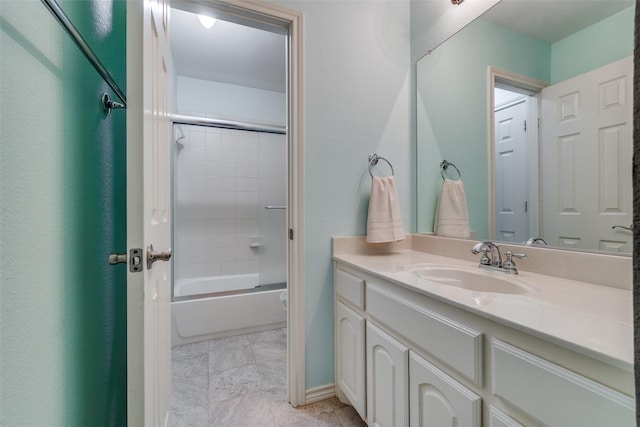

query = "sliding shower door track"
(172, 281), (286, 302)
(171, 114), (285, 135)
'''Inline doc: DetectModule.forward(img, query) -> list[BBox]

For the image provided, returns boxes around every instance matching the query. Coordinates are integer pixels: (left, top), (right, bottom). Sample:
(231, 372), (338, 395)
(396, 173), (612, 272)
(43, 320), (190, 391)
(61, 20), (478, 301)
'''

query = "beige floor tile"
(335, 405), (367, 427)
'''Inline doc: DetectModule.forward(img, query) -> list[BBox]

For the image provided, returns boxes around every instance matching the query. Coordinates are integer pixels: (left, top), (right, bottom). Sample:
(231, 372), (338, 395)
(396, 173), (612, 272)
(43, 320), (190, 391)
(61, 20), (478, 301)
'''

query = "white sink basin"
(405, 264), (534, 295)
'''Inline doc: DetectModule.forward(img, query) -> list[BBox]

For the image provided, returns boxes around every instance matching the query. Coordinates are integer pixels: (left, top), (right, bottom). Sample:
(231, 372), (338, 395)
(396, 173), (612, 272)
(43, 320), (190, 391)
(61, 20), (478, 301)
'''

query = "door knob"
(147, 244), (172, 269)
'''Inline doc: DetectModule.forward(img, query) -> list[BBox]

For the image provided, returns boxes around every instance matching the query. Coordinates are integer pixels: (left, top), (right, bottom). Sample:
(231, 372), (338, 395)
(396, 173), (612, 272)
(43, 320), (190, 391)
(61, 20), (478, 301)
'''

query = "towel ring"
(440, 160), (461, 181)
(368, 153), (394, 177)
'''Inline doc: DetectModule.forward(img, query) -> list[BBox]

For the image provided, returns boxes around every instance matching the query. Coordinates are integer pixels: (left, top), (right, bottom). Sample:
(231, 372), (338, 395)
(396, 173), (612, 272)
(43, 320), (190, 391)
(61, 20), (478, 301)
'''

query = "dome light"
(198, 15), (216, 29)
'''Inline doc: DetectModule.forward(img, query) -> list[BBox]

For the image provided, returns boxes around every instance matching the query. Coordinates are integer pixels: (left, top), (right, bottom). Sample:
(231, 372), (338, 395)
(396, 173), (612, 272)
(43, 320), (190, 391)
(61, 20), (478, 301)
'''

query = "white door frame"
(487, 67), (546, 241)
(126, 0), (305, 421)
(211, 0), (306, 407)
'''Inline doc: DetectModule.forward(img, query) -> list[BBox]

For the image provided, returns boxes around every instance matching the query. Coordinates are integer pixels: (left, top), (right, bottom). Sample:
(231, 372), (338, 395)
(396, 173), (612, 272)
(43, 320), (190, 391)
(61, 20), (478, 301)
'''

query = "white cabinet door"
(409, 351), (481, 427)
(335, 301), (366, 420)
(367, 323), (408, 427)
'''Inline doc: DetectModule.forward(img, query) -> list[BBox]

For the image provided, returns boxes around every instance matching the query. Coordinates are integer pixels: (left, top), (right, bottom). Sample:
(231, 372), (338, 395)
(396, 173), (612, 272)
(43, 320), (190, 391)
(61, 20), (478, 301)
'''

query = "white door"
(127, 0), (173, 425)
(494, 97), (529, 243)
(541, 56), (632, 252)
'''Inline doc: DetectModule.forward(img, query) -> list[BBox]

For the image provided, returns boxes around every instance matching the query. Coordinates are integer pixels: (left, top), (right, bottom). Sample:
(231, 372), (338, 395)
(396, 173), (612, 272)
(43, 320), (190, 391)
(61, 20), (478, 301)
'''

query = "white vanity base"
(333, 235), (634, 427)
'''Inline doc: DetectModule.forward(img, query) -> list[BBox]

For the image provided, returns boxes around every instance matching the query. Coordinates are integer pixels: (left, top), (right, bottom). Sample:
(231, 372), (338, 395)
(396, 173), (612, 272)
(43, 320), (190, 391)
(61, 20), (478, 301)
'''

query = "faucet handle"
(478, 249), (491, 266)
(503, 251), (526, 273)
(506, 251), (527, 260)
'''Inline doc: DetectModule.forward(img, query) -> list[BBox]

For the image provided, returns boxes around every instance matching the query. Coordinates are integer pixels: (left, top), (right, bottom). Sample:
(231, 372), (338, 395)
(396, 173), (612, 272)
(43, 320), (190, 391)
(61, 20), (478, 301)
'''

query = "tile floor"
(171, 328), (367, 426)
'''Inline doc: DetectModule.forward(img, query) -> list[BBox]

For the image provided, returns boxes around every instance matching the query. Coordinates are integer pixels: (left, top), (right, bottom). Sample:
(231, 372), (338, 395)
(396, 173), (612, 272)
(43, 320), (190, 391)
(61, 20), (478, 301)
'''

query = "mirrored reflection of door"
(494, 95), (529, 243)
(541, 56), (633, 252)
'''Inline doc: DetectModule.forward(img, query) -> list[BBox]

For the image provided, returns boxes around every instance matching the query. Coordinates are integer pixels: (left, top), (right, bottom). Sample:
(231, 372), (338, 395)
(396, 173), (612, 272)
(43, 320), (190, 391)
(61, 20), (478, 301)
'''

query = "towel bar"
(440, 160), (461, 181)
(368, 153), (394, 177)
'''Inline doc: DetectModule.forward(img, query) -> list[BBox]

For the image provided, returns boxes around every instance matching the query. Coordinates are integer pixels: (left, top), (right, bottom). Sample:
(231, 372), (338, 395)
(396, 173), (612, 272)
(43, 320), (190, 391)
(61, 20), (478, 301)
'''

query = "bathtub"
(171, 274), (287, 345)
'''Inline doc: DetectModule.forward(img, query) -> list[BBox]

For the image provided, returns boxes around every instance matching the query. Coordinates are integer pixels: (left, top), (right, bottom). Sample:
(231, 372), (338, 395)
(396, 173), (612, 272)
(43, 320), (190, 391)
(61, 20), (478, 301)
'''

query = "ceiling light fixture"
(198, 15), (216, 29)
(451, 0), (464, 4)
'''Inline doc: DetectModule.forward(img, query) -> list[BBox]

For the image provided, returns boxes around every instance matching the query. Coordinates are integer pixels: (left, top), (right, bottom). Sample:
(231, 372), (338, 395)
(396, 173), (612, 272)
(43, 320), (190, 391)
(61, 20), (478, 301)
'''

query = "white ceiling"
(169, 7), (286, 93)
(481, 0), (634, 44)
(169, 1), (633, 93)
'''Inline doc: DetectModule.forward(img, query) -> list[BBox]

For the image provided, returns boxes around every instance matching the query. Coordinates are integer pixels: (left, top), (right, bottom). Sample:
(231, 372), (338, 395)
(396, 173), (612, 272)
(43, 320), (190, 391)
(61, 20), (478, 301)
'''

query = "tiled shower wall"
(173, 123), (286, 287)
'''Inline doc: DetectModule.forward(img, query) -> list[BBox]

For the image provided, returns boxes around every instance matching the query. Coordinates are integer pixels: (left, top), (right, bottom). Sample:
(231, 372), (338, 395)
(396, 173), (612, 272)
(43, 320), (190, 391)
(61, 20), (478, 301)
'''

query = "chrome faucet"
(471, 241), (502, 268)
(471, 241), (526, 274)
(525, 237), (547, 246)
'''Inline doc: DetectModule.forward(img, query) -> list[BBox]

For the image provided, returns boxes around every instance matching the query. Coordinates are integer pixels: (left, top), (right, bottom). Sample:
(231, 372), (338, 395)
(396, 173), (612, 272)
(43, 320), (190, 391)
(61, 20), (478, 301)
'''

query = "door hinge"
(109, 248), (143, 272)
(524, 120), (527, 131)
(525, 201), (528, 212)
(289, 228), (294, 240)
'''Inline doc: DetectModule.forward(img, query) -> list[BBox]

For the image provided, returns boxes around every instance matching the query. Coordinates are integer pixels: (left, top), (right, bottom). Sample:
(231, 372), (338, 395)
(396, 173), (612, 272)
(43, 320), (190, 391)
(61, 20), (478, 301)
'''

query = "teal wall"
(276, 0), (413, 389)
(551, 6), (634, 84)
(0, 0), (127, 425)
(416, 18), (550, 237)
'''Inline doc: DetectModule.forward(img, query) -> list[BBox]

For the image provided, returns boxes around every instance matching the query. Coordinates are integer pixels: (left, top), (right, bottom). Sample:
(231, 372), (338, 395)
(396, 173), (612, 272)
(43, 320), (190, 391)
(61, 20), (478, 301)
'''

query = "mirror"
(416, 0), (635, 254)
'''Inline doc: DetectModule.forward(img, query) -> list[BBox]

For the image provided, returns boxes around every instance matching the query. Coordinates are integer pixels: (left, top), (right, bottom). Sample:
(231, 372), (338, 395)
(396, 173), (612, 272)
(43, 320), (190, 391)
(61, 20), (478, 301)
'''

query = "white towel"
(434, 179), (470, 238)
(366, 176), (405, 243)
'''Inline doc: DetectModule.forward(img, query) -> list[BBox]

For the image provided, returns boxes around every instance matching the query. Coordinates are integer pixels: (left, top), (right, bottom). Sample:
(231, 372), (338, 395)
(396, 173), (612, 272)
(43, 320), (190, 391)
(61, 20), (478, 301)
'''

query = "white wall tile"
(174, 125), (284, 285)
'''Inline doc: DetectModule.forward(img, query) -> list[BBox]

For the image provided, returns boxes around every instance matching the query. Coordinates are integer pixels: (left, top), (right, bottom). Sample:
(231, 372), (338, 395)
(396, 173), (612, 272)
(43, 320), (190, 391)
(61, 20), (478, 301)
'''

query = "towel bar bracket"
(368, 153), (395, 177)
(440, 160), (461, 181)
(102, 93), (126, 116)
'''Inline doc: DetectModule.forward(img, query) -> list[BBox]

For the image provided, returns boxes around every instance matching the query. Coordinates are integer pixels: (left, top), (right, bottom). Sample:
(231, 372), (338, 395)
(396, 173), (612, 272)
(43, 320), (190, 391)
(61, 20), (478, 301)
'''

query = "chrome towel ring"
(368, 153), (395, 177)
(440, 160), (461, 181)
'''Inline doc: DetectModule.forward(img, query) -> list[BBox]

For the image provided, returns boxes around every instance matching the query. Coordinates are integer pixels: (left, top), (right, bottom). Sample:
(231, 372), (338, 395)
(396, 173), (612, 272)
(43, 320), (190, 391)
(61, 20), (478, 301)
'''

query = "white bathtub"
(171, 274), (287, 345)
(174, 273), (260, 296)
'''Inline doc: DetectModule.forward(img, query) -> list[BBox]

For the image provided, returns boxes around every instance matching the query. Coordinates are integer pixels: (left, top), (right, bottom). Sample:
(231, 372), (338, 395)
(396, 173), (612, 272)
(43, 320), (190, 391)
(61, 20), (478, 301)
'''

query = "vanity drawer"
(335, 267), (365, 310)
(488, 406), (524, 427)
(366, 280), (483, 386)
(491, 339), (634, 426)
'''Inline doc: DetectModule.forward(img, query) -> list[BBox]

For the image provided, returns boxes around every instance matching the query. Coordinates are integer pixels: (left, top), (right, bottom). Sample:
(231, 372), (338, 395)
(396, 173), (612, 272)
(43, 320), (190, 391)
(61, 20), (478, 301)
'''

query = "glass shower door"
(171, 122), (287, 299)
(258, 132), (287, 287)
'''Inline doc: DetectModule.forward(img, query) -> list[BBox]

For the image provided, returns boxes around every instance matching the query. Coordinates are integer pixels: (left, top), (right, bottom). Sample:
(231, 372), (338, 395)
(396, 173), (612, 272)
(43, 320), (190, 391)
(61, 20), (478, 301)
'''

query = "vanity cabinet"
(366, 323), (408, 427)
(488, 407), (524, 427)
(334, 262), (635, 427)
(491, 339), (634, 426)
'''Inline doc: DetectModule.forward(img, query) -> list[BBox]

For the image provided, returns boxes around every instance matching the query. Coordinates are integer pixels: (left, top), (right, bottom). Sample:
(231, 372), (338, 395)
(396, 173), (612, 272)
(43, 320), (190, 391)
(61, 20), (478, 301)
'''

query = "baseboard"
(304, 383), (335, 404)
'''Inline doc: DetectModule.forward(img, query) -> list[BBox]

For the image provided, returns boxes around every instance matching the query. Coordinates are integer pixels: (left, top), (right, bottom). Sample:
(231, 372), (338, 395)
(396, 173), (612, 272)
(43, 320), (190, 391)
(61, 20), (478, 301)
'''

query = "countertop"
(333, 249), (633, 371)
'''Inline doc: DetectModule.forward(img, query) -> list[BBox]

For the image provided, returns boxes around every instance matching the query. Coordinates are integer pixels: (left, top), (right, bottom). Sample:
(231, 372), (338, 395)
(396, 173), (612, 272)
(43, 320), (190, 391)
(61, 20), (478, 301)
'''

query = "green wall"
(551, 6), (634, 84)
(417, 18), (550, 237)
(0, 1), (127, 425)
(276, 0), (413, 389)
